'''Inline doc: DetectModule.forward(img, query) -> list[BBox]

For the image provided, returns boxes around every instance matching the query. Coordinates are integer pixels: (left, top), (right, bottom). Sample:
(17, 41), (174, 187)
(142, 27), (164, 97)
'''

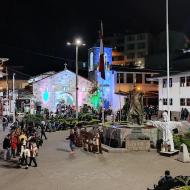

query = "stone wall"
(126, 140), (150, 151)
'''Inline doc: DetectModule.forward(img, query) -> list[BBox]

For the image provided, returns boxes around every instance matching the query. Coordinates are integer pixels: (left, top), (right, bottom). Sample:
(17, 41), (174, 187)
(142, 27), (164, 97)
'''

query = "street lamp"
(67, 38), (86, 120)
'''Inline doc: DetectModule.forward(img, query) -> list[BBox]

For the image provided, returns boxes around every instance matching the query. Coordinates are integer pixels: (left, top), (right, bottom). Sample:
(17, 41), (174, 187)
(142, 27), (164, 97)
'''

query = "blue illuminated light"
(43, 89), (49, 102)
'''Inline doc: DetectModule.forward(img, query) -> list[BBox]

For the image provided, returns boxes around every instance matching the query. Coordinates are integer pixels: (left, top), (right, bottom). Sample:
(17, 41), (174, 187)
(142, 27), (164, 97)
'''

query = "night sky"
(0, 0), (190, 77)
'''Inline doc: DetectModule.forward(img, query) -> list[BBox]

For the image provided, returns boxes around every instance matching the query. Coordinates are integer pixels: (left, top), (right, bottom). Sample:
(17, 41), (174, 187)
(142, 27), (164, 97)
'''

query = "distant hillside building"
(145, 31), (188, 70)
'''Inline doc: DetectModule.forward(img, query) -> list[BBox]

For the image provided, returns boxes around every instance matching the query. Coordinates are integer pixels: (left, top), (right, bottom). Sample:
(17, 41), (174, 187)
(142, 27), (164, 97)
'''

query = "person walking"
(28, 140), (38, 167)
(68, 129), (75, 153)
(41, 121), (47, 140)
(3, 134), (11, 160)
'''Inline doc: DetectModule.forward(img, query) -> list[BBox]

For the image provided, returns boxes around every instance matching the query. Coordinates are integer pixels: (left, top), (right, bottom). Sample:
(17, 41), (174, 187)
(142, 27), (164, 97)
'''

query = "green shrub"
(179, 186), (190, 190)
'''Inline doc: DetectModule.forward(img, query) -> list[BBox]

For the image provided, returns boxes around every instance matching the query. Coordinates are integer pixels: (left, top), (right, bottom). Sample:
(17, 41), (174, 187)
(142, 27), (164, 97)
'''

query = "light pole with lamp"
(67, 38), (86, 120)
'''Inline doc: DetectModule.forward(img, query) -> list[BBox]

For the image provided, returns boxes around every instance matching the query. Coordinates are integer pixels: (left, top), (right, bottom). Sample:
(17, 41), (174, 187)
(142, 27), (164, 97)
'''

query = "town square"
(0, 1), (190, 190)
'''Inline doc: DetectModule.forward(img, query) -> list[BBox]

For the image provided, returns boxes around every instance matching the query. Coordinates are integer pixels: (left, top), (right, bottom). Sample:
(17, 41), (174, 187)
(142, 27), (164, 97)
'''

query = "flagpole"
(101, 78), (104, 125)
(166, 0), (170, 121)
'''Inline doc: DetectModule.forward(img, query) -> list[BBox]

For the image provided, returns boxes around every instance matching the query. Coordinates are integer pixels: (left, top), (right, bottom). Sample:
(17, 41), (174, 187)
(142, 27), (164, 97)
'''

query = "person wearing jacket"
(3, 134), (11, 160)
(10, 133), (18, 158)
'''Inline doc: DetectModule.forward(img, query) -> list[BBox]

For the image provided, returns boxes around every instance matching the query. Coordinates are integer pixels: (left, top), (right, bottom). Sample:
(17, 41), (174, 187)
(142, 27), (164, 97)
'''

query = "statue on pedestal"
(128, 86), (144, 125)
(149, 111), (183, 152)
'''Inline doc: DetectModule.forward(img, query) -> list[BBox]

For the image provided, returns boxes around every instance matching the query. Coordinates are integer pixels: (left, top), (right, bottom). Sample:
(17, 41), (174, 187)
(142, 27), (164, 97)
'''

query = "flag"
(99, 21), (105, 80)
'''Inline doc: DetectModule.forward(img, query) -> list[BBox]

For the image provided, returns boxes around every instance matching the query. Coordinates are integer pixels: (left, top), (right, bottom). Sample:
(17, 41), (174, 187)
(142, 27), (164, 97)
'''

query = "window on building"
(127, 73), (133, 83)
(120, 73), (124, 83)
(163, 79), (167, 88)
(169, 78), (172, 87)
(117, 46), (124, 52)
(137, 34), (145, 40)
(163, 99), (167, 105)
(145, 74), (151, 84)
(127, 35), (135, 41)
(137, 42), (145, 49)
(186, 76), (190, 86)
(170, 98), (173, 105)
(136, 74), (142, 83)
(162, 78), (172, 88)
(187, 98), (190, 106)
(180, 98), (186, 106)
(117, 73), (124, 83)
(112, 56), (124, 61)
(117, 39), (124, 44)
(180, 77), (185, 87)
(127, 53), (135, 59)
(163, 98), (172, 105)
(127, 44), (135, 50)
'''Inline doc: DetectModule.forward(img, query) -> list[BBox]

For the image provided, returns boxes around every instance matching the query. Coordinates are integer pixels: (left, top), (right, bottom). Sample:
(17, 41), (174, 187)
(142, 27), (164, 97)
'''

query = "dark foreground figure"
(147, 170), (190, 190)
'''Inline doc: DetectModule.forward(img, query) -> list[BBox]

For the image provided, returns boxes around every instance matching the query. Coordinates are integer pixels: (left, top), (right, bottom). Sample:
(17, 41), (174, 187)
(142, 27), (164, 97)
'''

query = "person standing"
(10, 133), (18, 158)
(2, 116), (8, 132)
(28, 141), (38, 167)
(95, 131), (102, 154)
(19, 140), (30, 169)
(3, 134), (11, 160)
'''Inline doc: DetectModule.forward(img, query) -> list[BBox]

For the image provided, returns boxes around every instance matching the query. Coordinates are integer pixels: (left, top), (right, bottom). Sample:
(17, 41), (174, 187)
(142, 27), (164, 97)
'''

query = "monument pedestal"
(160, 150), (179, 157)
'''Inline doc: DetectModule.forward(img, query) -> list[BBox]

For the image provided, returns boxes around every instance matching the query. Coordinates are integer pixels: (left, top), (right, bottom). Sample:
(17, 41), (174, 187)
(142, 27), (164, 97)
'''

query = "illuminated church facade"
(32, 69), (92, 112)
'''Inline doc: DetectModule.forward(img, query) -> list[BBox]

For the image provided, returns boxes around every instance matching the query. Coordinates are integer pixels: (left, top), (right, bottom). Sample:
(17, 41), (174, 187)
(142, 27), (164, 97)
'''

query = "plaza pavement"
(0, 129), (189, 190)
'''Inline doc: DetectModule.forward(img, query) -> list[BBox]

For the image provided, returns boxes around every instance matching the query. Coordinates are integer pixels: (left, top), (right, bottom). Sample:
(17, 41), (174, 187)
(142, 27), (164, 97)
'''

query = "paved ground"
(0, 129), (189, 190)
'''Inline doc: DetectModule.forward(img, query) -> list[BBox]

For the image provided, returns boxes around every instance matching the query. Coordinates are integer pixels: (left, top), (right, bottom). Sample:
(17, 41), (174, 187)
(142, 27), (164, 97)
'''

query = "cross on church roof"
(64, 62), (67, 70)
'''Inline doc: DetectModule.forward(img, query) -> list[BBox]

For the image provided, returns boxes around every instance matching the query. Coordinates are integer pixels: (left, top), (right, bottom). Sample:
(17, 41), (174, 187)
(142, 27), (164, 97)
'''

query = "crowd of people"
(67, 125), (103, 154)
(2, 120), (47, 169)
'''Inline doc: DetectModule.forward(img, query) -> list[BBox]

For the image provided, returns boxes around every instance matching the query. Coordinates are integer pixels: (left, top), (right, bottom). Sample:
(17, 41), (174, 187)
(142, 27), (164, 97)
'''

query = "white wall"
(159, 72), (190, 112)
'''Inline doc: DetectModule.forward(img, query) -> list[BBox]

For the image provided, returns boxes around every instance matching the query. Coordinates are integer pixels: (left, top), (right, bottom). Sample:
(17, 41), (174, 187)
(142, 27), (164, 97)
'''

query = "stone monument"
(177, 143), (190, 163)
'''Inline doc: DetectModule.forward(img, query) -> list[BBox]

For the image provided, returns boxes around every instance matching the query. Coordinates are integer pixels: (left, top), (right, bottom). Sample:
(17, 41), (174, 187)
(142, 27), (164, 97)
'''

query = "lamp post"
(12, 73), (16, 123)
(67, 38), (85, 120)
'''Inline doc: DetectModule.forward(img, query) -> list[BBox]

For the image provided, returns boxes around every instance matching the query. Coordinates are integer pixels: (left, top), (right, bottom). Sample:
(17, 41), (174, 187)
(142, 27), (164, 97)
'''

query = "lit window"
(81, 87), (86, 92)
